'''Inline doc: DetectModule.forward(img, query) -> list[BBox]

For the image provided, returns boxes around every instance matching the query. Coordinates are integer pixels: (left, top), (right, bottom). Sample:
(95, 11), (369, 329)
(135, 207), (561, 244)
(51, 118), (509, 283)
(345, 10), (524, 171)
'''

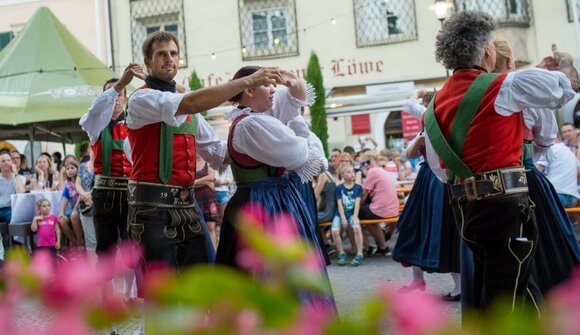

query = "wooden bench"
(565, 207), (580, 214)
(320, 217), (398, 227)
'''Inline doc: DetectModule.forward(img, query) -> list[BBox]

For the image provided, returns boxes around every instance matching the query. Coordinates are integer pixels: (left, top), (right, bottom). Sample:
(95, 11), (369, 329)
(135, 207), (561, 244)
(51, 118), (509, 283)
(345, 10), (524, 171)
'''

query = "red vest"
(92, 122), (132, 177)
(434, 70), (523, 173)
(128, 115), (197, 185)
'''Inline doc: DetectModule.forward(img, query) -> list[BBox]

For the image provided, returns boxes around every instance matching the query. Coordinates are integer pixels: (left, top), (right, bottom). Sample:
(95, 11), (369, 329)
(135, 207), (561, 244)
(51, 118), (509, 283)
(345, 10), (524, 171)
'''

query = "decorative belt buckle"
(464, 177), (479, 201)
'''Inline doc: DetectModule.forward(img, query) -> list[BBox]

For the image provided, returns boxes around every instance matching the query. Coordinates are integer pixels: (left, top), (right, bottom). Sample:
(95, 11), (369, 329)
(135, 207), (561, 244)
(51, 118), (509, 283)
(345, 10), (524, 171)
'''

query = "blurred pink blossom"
(237, 249), (265, 274)
(287, 303), (333, 335)
(547, 267), (580, 335)
(381, 286), (447, 335)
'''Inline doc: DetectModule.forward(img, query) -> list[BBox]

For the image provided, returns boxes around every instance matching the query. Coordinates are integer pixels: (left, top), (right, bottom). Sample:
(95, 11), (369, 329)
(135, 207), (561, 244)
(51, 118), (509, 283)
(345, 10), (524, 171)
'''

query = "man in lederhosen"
(125, 31), (281, 271)
(424, 11), (577, 316)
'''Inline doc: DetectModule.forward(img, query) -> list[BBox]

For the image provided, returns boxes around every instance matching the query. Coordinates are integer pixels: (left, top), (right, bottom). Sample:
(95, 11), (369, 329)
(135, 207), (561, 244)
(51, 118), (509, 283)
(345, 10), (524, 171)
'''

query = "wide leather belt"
(94, 175), (129, 190)
(450, 167), (528, 201)
(127, 181), (196, 208)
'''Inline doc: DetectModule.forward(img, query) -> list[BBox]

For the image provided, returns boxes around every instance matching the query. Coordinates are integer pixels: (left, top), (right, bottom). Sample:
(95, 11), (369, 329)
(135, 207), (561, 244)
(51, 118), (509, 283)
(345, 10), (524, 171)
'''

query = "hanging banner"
(351, 114), (371, 134)
(401, 111), (422, 140)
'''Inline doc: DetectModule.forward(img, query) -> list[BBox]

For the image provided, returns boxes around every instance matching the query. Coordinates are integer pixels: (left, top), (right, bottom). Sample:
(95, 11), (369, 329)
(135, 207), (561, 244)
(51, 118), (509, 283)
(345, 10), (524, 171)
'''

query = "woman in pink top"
(31, 198), (61, 254)
(360, 150), (399, 255)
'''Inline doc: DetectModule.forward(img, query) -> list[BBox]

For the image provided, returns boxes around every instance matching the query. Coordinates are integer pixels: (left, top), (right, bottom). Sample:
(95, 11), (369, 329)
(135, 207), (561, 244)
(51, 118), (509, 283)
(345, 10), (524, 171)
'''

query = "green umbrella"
(0, 6), (118, 127)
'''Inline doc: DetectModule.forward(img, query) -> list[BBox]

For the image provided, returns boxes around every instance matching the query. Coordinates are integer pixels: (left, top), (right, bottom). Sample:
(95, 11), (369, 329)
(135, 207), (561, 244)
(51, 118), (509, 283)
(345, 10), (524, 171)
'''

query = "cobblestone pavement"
(327, 253), (461, 325)
(14, 253), (461, 334)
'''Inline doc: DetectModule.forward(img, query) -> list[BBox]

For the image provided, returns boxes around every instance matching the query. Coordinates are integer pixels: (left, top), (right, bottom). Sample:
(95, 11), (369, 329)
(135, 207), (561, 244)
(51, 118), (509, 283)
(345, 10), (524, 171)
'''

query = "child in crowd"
(31, 198), (61, 253)
(332, 165), (364, 266)
(214, 163), (234, 226)
(59, 160), (83, 248)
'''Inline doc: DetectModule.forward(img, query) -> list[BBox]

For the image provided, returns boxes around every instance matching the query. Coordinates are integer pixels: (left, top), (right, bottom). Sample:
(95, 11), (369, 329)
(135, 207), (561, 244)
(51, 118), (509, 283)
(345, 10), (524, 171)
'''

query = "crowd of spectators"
(314, 141), (416, 266)
(2, 119), (580, 266)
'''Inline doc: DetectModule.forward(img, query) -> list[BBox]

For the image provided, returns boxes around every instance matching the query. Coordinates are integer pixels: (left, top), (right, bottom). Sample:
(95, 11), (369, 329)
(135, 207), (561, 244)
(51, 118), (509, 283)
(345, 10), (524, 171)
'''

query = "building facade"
(2, 0), (580, 151)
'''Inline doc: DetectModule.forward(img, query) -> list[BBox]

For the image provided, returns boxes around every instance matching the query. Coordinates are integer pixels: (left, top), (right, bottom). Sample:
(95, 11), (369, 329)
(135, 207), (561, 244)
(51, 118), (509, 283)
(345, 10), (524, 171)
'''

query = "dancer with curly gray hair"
(423, 11), (577, 317)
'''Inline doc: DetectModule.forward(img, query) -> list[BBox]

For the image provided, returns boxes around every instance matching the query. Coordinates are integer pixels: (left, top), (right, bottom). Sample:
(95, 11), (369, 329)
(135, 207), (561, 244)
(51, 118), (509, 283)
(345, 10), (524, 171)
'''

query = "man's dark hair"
(142, 31), (180, 60)
(52, 152), (62, 161)
(331, 148), (341, 153)
(103, 78), (118, 92)
(229, 66), (262, 103)
(343, 146), (355, 155)
(562, 122), (575, 128)
(9, 149), (19, 155)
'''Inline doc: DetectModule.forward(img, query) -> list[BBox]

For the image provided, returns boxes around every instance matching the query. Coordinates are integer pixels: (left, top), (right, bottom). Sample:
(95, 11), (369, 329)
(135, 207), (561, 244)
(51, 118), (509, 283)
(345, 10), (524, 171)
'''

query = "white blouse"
(426, 68), (576, 182)
(126, 88), (226, 170)
(225, 108), (323, 183)
(79, 87), (121, 145)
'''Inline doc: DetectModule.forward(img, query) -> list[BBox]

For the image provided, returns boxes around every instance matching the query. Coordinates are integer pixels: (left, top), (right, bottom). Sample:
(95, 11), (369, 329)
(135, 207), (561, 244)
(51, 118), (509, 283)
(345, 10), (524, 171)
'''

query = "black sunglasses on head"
(361, 160), (371, 166)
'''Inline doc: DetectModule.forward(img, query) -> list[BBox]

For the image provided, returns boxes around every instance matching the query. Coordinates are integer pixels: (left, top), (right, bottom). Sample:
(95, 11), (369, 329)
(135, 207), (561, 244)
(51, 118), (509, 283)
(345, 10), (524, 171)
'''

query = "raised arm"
(176, 67), (282, 116)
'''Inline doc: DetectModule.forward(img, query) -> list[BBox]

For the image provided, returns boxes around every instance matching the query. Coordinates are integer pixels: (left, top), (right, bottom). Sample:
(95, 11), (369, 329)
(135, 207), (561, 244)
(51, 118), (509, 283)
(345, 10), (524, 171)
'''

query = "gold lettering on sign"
(190, 59), (385, 87)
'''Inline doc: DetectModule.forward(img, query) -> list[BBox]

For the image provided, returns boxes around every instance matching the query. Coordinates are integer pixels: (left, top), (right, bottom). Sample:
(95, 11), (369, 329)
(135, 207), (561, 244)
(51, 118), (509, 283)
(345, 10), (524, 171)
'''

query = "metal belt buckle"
(464, 177), (479, 201)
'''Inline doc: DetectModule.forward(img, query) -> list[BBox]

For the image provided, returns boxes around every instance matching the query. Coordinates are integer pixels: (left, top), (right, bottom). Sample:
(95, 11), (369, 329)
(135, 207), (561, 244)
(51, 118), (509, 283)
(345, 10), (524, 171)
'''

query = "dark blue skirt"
(216, 175), (335, 310)
(288, 172), (331, 266)
(526, 163), (580, 294)
(393, 163), (459, 273)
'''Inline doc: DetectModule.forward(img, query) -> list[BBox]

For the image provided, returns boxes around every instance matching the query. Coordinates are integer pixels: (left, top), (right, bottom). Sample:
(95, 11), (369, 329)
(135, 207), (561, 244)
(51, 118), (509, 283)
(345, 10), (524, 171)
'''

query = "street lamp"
(429, 0), (453, 77)
(429, 0), (453, 24)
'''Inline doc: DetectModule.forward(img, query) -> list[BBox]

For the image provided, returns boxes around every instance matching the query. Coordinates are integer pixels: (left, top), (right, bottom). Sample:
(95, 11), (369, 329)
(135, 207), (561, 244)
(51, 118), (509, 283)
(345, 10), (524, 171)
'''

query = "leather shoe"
(441, 293), (461, 302)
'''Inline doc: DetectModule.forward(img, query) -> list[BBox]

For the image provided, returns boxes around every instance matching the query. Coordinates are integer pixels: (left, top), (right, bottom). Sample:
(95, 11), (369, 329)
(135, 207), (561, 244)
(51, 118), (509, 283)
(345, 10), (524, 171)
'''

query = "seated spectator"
(10, 150), (31, 190)
(32, 154), (60, 191)
(52, 152), (63, 172)
(332, 165), (364, 266)
(0, 152), (25, 223)
(359, 150), (399, 255)
(328, 148), (342, 179)
(19, 154), (32, 175)
(57, 154), (79, 191)
(561, 123), (578, 154)
(337, 152), (362, 184)
(314, 170), (337, 224)
(537, 141), (580, 207)
(59, 160), (83, 248)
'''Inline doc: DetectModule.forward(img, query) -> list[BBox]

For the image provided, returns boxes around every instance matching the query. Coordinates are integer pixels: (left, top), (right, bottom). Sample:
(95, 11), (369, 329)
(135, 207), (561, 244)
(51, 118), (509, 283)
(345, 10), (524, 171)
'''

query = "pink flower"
(235, 309), (260, 335)
(381, 286), (447, 335)
(288, 303), (333, 335)
(547, 267), (580, 335)
(269, 213), (300, 247)
(237, 249), (265, 274)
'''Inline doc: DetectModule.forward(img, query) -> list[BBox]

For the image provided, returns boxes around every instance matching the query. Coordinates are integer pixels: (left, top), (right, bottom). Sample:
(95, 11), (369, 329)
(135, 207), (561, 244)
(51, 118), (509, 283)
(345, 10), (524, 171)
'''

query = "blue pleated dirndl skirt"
(216, 174), (336, 311)
(288, 171), (331, 266)
(393, 162), (460, 273)
(525, 159), (580, 294)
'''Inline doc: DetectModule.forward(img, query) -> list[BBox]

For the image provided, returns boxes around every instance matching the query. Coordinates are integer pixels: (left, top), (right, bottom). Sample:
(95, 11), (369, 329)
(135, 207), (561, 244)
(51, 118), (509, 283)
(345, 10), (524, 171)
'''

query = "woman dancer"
(392, 91), (461, 300)
(216, 66), (334, 310)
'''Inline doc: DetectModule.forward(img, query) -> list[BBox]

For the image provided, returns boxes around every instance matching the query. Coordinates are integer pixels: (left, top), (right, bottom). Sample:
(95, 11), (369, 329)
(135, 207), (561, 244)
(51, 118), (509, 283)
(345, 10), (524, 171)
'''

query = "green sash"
(424, 73), (499, 184)
(159, 117), (198, 184)
(100, 125), (124, 176)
